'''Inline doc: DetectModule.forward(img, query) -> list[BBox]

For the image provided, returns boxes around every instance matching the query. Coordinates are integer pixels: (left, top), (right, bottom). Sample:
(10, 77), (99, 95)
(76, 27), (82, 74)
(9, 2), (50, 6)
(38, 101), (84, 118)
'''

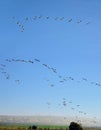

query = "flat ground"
(0, 124), (100, 130)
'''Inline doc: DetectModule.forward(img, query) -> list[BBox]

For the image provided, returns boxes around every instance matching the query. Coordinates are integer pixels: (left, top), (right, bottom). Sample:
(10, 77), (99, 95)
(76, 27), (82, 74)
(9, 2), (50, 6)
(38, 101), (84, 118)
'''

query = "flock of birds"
(0, 15), (98, 125)
(0, 58), (101, 88)
(0, 58), (100, 125)
(12, 15), (91, 32)
(46, 99), (97, 125)
(46, 98), (86, 114)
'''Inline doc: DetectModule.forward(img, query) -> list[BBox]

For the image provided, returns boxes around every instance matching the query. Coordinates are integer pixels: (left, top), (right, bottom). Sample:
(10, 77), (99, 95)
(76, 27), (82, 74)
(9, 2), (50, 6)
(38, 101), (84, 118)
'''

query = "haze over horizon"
(0, 115), (101, 127)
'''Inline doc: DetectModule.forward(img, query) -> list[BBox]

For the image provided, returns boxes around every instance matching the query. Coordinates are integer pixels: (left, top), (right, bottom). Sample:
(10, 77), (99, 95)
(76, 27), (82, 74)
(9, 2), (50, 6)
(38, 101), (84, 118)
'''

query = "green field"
(0, 124), (100, 130)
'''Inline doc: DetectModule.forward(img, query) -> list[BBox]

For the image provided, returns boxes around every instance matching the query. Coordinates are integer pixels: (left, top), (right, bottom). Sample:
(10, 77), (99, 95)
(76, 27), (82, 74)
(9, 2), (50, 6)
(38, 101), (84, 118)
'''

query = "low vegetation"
(0, 124), (100, 130)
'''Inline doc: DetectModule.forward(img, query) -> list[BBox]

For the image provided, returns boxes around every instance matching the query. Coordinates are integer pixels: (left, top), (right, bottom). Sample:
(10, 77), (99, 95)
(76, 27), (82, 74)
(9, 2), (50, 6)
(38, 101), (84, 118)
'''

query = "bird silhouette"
(15, 80), (22, 85)
(60, 17), (64, 20)
(77, 20), (82, 23)
(34, 59), (40, 62)
(68, 19), (72, 22)
(28, 60), (34, 64)
(39, 15), (42, 19)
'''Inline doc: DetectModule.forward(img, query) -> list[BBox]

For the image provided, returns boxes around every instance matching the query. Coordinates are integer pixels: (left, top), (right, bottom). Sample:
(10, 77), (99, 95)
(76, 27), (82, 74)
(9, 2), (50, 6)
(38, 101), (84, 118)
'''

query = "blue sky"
(0, 0), (101, 126)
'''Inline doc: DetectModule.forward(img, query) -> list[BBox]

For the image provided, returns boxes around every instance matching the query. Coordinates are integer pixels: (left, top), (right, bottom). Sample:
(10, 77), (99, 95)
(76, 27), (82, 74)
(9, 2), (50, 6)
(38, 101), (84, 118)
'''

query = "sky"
(0, 0), (101, 126)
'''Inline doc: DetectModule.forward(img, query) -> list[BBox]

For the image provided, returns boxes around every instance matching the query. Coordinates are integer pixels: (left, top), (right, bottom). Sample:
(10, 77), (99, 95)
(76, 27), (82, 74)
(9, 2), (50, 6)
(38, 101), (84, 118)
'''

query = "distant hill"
(0, 115), (70, 125)
(0, 115), (101, 127)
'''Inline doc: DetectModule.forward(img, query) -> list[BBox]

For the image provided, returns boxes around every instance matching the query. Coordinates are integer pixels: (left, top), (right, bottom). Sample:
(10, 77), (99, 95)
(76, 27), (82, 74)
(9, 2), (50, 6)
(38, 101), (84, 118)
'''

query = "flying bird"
(54, 17), (58, 20)
(0, 64), (6, 67)
(68, 19), (72, 22)
(33, 16), (37, 20)
(68, 77), (74, 80)
(15, 80), (22, 85)
(46, 16), (50, 19)
(34, 59), (40, 62)
(76, 105), (80, 107)
(50, 84), (54, 87)
(59, 80), (64, 83)
(28, 60), (34, 64)
(25, 17), (28, 21)
(77, 20), (82, 23)
(39, 15), (42, 19)
(12, 16), (15, 19)
(82, 78), (88, 81)
(60, 17), (64, 20)
(58, 75), (62, 78)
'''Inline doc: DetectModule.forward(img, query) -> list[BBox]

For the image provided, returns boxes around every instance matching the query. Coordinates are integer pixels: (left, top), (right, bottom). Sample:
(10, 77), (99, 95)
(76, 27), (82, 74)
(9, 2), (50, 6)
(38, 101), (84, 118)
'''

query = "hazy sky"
(0, 0), (101, 126)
